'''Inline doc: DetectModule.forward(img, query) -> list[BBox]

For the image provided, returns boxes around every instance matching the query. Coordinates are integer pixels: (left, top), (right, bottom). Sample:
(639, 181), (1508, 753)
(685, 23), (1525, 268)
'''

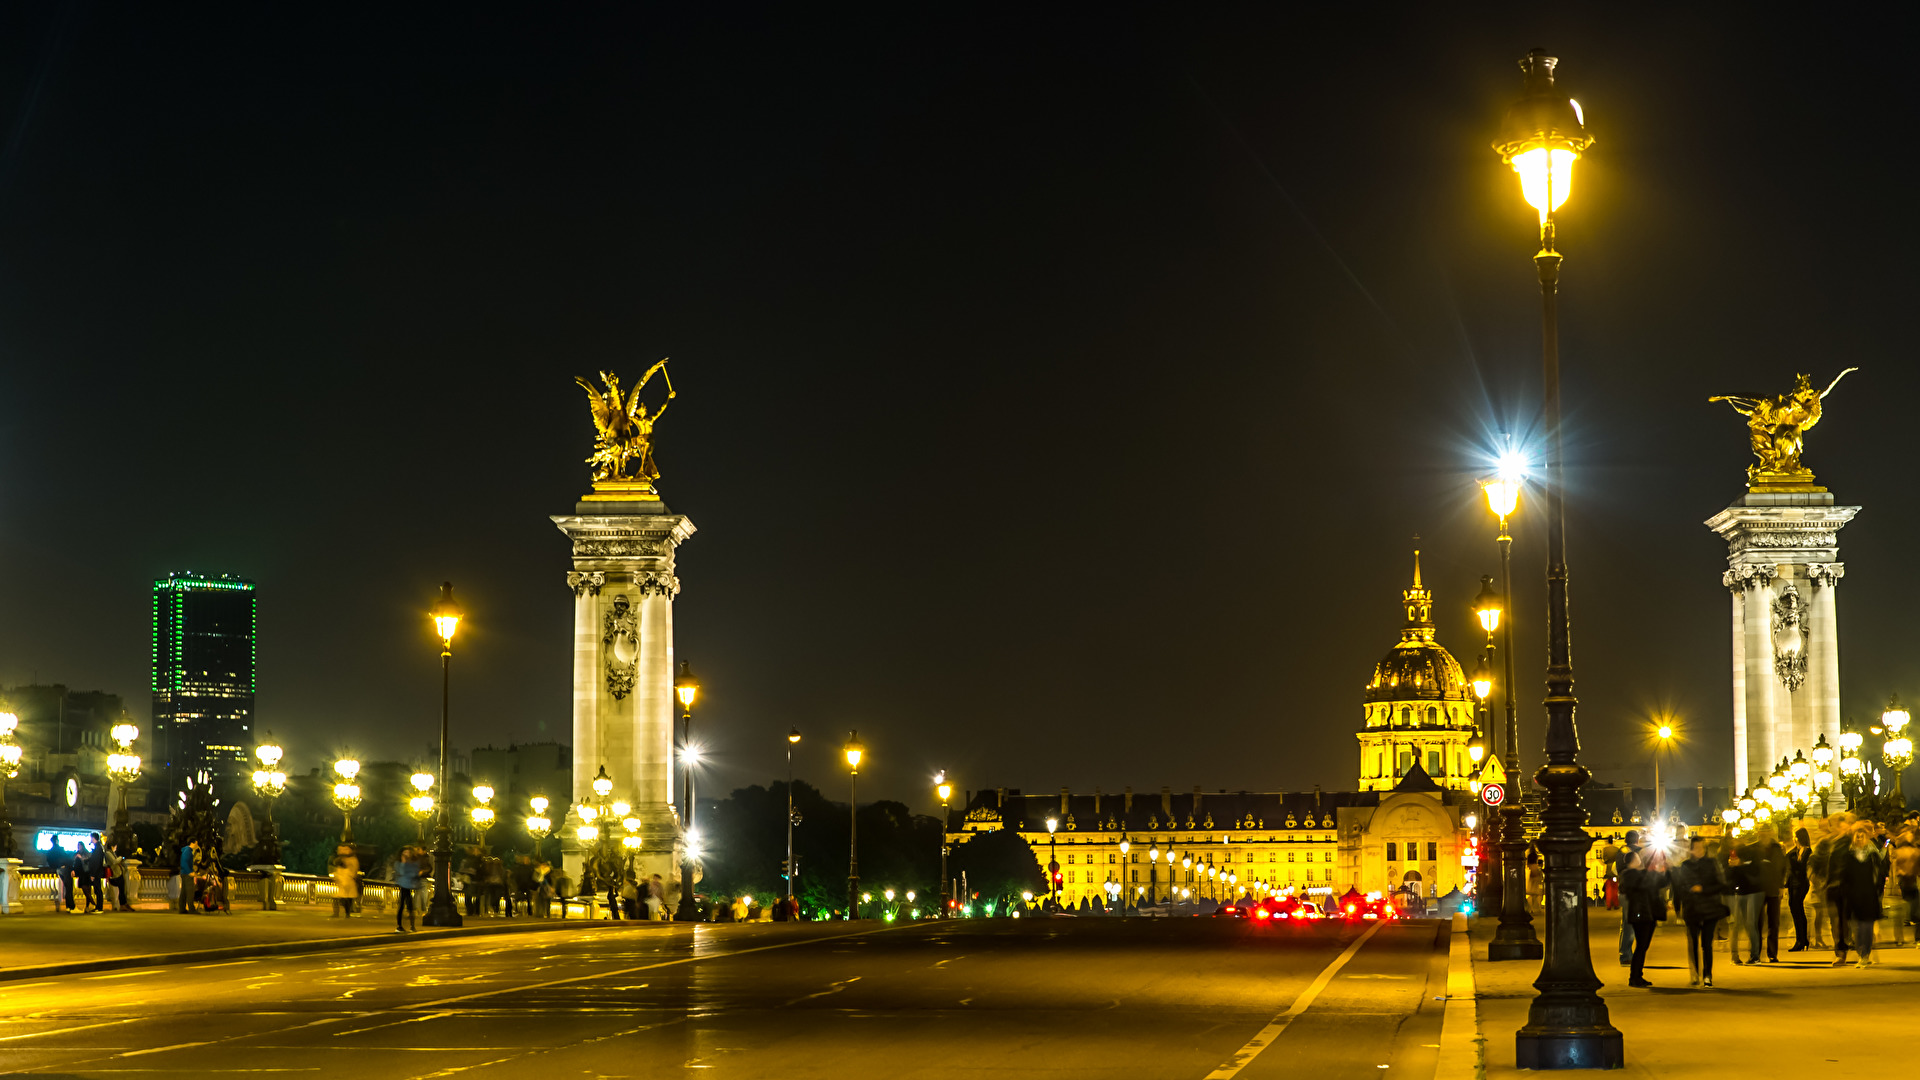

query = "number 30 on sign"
(1480, 783), (1505, 807)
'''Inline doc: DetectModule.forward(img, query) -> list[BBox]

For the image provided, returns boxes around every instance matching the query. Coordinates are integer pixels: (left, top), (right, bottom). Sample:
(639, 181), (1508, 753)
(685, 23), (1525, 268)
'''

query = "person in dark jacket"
(1749, 826), (1786, 962)
(1670, 836), (1727, 987)
(1786, 827), (1813, 951)
(1620, 846), (1669, 987)
(1832, 821), (1887, 967)
(1614, 831), (1641, 965)
(1812, 814), (1853, 960)
(1726, 842), (1761, 965)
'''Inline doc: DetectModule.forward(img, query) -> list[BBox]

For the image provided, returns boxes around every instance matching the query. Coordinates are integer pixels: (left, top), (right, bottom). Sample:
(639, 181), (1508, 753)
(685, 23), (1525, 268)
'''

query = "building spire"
(1402, 537), (1434, 639)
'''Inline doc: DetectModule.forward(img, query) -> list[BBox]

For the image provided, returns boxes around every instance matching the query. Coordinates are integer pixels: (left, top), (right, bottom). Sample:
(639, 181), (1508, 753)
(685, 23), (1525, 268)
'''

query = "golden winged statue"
(576, 360), (675, 485)
(1709, 368), (1855, 484)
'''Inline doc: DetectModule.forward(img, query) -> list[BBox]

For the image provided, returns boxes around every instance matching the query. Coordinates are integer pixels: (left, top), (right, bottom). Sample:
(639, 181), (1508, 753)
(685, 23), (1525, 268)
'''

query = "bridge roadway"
(0, 915), (1448, 1079)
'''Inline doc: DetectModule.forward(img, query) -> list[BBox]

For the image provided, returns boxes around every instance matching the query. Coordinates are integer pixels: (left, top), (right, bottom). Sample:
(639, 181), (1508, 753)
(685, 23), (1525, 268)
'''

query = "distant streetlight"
(786, 729), (802, 904)
(845, 731), (864, 919)
(1652, 721), (1676, 818)
(107, 724), (144, 854)
(423, 582), (464, 927)
(1883, 698), (1913, 798)
(527, 795), (552, 841)
(1810, 734), (1835, 816)
(1045, 816), (1060, 910)
(935, 771), (953, 917)
(674, 661), (701, 921)
(1480, 449), (1536, 965)
(248, 738), (286, 866)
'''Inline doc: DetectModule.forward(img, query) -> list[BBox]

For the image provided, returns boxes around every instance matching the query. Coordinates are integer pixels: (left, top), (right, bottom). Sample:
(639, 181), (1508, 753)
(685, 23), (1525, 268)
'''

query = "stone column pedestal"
(1705, 489), (1857, 789)
(554, 493), (695, 902)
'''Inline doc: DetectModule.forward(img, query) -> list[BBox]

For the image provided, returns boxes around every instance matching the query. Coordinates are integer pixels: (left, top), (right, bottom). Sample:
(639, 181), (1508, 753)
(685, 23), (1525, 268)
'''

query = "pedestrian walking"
(53, 844), (75, 912)
(1749, 826), (1785, 961)
(1620, 845), (1669, 987)
(1786, 827), (1813, 951)
(533, 860), (554, 919)
(621, 873), (641, 920)
(1614, 831), (1641, 966)
(730, 894), (750, 922)
(1671, 835), (1728, 987)
(394, 846), (423, 932)
(1892, 824), (1918, 941)
(1727, 843), (1761, 964)
(81, 833), (108, 913)
(1813, 813), (1855, 961)
(1832, 821), (1886, 967)
(330, 844), (360, 917)
(647, 874), (667, 920)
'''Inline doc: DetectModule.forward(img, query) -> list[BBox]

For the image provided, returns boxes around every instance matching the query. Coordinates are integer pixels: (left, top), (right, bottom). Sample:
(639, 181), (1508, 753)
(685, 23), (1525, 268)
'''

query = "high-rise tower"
(151, 572), (257, 794)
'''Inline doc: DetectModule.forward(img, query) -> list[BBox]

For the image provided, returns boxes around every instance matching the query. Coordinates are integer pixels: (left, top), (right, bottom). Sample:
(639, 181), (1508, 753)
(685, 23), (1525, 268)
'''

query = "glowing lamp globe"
(431, 582), (462, 645)
(411, 772), (435, 793)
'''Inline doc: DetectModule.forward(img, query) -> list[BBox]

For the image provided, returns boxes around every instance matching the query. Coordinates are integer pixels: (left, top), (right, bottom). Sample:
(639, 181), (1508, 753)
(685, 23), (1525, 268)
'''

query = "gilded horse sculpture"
(1709, 368), (1855, 482)
(576, 360), (675, 484)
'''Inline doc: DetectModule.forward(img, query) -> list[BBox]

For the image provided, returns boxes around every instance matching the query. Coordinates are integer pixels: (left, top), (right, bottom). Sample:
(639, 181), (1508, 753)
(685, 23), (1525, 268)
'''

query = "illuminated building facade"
(151, 572), (257, 794)
(1356, 549), (1480, 792)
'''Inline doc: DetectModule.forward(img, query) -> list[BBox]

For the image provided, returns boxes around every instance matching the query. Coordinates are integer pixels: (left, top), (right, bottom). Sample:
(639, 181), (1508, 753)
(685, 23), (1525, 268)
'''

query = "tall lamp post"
(935, 772), (952, 916)
(0, 712), (21, 859)
(1882, 699), (1913, 810)
(1045, 817), (1060, 911)
(107, 724), (144, 854)
(248, 739), (286, 864)
(1474, 509), (1538, 962)
(844, 732), (864, 919)
(1493, 49), (1620, 1068)
(331, 758), (362, 843)
(786, 729), (802, 903)
(673, 662), (701, 920)
(1838, 722), (1866, 809)
(1652, 722), (1675, 820)
(1811, 734), (1835, 817)
(1149, 845), (1159, 910)
(423, 582), (464, 927)
(1118, 836), (1130, 916)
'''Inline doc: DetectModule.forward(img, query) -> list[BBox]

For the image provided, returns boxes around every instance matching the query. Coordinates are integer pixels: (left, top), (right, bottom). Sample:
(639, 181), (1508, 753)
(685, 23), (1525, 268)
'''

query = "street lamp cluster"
(0, 712), (21, 858)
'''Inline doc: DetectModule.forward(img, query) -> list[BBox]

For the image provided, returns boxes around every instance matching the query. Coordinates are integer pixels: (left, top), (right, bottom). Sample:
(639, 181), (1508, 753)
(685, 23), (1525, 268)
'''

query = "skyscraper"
(151, 572), (257, 794)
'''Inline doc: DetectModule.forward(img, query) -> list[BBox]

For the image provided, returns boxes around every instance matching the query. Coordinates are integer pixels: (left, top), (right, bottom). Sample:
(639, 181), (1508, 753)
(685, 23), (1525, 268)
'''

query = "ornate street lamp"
(248, 738), (286, 864)
(0, 712), (20, 859)
(673, 661), (701, 921)
(331, 757), (362, 843)
(408, 771), (436, 842)
(844, 732), (864, 919)
(1149, 844), (1160, 909)
(527, 795), (552, 841)
(423, 582), (464, 927)
(571, 767), (639, 916)
(1044, 816), (1060, 910)
(470, 784), (496, 851)
(935, 771), (952, 916)
(107, 723), (144, 853)
(1492, 49), (1618, 1068)
(1811, 734), (1835, 816)
(1883, 699), (1913, 807)
(1118, 836), (1130, 917)
(1479, 453), (1538, 963)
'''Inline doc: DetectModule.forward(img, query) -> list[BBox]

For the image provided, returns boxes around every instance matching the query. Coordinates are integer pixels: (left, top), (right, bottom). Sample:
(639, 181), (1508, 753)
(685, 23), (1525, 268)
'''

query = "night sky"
(0, 6), (1912, 807)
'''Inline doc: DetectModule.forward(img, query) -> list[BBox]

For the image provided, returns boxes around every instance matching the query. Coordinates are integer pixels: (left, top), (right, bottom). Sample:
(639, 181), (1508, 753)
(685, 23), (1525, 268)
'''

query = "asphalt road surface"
(0, 915), (1449, 1079)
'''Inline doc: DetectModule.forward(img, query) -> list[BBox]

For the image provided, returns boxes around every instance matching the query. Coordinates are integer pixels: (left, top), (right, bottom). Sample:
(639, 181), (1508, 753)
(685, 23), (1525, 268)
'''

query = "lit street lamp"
(1479, 458), (1538, 963)
(1652, 721), (1675, 820)
(1492, 48), (1618, 1068)
(1149, 844), (1160, 910)
(424, 582), (464, 927)
(527, 795), (552, 842)
(1044, 816), (1060, 911)
(248, 738), (286, 864)
(1810, 734), (1835, 816)
(674, 662), (701, 921)
(1118, 836), (1130, 917)
(408, 772), (436, 841)
(471, 784), (497, 852)
(844, 732), (864, 919)
(935, 772), (952, 917)
(1839, 721), (1866, 809)
(786, 729), (802, 904)
(107, 723), (144, 854)
(0, 712), (21, 858)
(331, 757), (362, 843)
(1882, 699), (1913, 807)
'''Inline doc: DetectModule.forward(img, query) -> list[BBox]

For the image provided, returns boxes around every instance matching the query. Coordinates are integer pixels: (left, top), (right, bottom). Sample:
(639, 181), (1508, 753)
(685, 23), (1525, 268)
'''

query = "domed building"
(1357, 549), (1482, 792)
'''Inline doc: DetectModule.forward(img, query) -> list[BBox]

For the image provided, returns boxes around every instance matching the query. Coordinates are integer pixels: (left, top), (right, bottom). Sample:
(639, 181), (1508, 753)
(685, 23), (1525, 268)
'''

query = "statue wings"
(575, 374), (628, 440)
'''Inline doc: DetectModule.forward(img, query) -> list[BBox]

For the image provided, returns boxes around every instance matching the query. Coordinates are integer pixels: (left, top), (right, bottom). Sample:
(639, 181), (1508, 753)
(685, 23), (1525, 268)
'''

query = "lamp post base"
(423, 897), (463, 927)
(1515, 1030), (1624, 1071)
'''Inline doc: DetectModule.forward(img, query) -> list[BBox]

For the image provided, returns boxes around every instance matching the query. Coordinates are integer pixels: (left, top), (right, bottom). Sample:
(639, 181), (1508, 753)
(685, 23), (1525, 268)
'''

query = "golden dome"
(1364, 546), (1469, 704)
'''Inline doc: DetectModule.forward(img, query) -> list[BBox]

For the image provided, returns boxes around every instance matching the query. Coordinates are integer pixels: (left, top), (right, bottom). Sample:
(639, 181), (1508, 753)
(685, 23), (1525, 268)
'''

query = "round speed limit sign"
(1481, 783), (1505, 807)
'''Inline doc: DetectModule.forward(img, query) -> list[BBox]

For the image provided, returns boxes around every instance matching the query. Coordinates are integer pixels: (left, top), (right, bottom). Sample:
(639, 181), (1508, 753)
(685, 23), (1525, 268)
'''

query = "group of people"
(47, 833), (137, 913)
(1610, 813), (1919, 989)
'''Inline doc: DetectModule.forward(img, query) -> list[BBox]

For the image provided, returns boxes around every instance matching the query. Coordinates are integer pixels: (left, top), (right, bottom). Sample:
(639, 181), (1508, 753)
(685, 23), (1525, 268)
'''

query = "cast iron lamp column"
(1045, 817), (1060, 910)
(1481, 469), (1540, 961)
(1653, 723), (1674, 820)
(423, 583), (464, 927)
(1810, 734), (1835, 816)
(1493, 49), (1619, 1069)
(1118, 836), (1130, 916)
(107, 724), (144, 855)
(787, 729), (802, 903)
(844, 732), (863, 919)
(935, 772), (952, 916)
(673, 662), (701, 921)
(1882, 700), (1913, 810)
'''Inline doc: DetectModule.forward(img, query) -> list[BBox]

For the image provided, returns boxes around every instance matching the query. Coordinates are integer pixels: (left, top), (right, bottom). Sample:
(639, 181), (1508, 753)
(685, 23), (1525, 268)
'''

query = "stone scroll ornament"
(1771, 583), (1808, 692)
(602, 594), (640, 699)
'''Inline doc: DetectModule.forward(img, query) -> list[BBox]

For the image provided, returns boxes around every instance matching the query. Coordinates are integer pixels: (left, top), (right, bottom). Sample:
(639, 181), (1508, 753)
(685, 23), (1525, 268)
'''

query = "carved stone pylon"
(553, 498), (695, 892)
(1705, 490), (1857, 790)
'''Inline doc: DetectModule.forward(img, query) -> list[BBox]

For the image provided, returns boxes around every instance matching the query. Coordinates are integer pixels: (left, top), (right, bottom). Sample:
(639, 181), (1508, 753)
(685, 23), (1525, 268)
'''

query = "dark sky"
(0, 5), (1911, 808)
